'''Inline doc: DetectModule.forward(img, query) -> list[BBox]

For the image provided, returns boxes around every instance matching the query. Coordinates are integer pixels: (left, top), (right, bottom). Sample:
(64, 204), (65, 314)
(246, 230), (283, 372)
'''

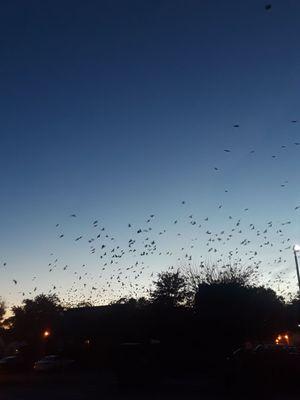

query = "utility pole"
(293, 245), (300, 293)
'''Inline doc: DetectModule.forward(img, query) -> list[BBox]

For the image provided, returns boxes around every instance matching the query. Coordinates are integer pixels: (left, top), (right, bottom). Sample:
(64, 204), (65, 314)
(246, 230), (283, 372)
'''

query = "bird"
(70, 214), (77, 218)
(224, 149), (231, 153)
(265, 4), (272, 11)
(233, 124), (239, 128)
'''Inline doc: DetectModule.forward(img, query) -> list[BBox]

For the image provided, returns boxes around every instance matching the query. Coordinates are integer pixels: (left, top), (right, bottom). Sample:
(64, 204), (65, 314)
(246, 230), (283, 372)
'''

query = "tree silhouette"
(189, 265), (284, 350)
(186, 263), (258, 291)
(111, 296), (149, 308)
(7, 294), (63, 342)
(0, 298), (6, 325)
(150, 270), (189, 308)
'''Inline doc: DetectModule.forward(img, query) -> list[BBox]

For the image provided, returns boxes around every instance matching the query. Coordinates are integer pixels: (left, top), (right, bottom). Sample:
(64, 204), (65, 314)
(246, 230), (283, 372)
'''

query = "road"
(0, 371), (297, 400)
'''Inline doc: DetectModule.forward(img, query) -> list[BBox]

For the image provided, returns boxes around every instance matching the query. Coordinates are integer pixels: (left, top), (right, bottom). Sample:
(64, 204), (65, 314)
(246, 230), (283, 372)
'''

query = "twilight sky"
(1, 0), (300, 307)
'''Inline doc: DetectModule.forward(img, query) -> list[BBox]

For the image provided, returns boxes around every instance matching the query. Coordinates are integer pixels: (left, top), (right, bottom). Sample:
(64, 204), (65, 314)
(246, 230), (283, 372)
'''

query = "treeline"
(1, 264), (299, 370)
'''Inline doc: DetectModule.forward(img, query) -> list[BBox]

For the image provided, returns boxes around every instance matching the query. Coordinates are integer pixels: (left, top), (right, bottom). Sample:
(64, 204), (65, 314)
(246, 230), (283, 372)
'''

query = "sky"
(1, 0), (300, 307)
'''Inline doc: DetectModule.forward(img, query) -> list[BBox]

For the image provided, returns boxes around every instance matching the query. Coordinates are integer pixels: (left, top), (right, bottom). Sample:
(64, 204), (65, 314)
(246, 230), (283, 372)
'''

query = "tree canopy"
(150, 270), (189, 307)
(7, 294), (63, 342)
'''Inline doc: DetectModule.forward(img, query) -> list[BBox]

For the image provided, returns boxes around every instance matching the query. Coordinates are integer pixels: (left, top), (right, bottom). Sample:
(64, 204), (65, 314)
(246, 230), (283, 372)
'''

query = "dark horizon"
(1, 0), (300, 309)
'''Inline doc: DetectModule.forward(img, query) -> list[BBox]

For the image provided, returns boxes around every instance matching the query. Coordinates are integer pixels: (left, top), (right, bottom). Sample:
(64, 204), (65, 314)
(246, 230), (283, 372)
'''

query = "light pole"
(293, 245), (300, 293)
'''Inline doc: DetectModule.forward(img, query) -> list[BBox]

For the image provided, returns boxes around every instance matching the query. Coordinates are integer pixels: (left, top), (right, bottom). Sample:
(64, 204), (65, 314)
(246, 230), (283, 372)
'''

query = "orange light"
(284, 335), (289, 339)
(43, 330), (50, 338)
(278, 335), (282, 340)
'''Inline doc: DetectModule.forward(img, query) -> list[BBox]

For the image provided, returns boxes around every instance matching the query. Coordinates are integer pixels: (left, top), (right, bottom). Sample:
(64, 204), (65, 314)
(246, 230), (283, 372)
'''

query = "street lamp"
(293, 245), (300, 293)
(43, 330), (50, 338)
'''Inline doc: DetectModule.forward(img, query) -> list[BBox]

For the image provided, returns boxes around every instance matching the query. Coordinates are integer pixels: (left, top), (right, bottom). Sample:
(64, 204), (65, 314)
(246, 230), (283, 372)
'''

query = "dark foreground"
(0, 370), (298, 400)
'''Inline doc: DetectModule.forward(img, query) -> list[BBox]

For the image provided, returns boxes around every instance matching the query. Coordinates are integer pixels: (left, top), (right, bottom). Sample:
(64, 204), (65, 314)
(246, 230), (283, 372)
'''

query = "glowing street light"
(293, 245), (300, 293)
(43, 330), (50, 338)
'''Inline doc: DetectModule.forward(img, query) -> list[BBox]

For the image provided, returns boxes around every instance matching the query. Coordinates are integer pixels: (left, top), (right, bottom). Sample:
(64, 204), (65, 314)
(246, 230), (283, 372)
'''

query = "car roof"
(42, 355), (59, 359)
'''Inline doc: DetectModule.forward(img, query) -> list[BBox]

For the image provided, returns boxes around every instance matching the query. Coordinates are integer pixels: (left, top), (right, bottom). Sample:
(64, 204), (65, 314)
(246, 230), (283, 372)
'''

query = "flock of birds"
(3, 1), (300, 308)
(3, 115), (300, 307)
(6, 205), (297, 305)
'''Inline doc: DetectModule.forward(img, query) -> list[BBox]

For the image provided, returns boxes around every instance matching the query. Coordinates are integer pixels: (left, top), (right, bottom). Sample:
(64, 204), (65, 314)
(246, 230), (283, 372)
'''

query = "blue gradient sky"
(1, 0), (300, 307)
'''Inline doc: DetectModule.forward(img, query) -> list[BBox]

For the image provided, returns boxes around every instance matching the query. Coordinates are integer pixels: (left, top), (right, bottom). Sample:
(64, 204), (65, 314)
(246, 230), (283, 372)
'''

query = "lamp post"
(293, 245), (300, 293)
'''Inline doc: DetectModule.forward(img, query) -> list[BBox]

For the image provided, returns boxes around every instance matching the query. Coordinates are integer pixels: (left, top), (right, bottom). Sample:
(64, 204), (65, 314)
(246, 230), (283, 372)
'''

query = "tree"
(75, 301), (93, 308)
(150, 270), (189, 308)
(189, 264), (284, 350)
(186, 263), (258, 292)
(284, 295), (300, 330)
(7, 294), (63, 342)
(0, 298), (6, 325)
(111, 296), (149, 308)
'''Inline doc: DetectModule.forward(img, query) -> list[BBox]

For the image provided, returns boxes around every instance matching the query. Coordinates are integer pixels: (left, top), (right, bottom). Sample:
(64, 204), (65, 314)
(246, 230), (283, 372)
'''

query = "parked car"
(228, 343), (300, 389)
(254, 344), (299, 354)
(0, 355), (25, 372)
(34, 355), (74, 372)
